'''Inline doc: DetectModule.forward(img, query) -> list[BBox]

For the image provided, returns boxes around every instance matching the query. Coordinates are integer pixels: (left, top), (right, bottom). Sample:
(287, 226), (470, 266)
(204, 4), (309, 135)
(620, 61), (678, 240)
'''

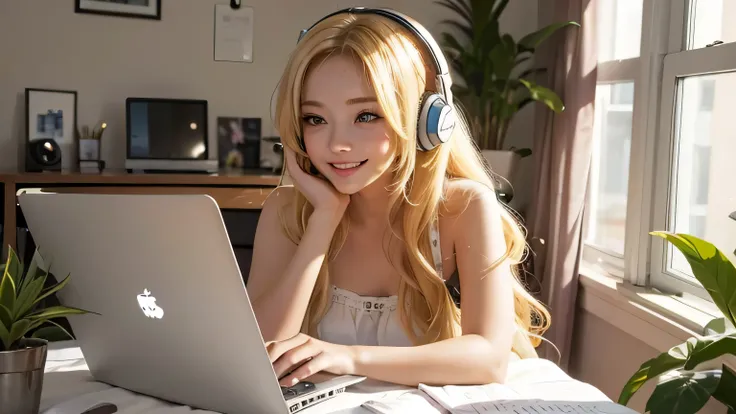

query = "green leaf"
(33, 272), (71, 307)
(26, 305), (98, 321)
(0, 304), (11, 329)
(646, 369), (720, 414)
(441, 32), (466, 56)
(712, 364), (736, 412)
(651, 232), (736, 329)
(618, 338), (695, 405)
(434, 0), (473, 27)
(8, 319), (31, 348)
(518, 21), (580, 51)
(490, 0), (510, 22)
(20, 249), (46, 292)
(13, 273), (47, 320)
(0, 248), (19, 311)
(31, 321), (73, 342)
(704, 317), (730, 335)
(684, 334), (736, 370)
(0, 315), (10, 350)
(519, 78), (565, 112)
(439, 18), (474, 42)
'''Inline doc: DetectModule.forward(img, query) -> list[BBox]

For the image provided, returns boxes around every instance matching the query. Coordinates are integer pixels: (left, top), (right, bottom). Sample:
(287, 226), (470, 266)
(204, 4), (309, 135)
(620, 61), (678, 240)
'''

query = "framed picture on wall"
(75, 0), (162, 20)
(25, 88), (78, 145)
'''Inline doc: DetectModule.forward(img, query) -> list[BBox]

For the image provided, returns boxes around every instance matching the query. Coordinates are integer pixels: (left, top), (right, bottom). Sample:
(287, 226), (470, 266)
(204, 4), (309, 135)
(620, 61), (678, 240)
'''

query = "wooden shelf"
(1, 168), (282, 258)
(0, 168), (282, 186)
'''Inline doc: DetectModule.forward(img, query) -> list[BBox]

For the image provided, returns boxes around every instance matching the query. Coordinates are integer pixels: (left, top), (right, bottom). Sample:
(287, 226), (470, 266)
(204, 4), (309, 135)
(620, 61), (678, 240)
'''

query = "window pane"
(668, 72), (736, 278)
(688, 0), (736, 50)
(585, 83), (634, 254)
(597, 0), (643, 62)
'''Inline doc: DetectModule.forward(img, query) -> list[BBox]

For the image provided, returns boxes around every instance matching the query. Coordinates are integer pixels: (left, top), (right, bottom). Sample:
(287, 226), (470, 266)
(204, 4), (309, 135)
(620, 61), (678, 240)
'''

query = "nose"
(327, 126), (352, 153)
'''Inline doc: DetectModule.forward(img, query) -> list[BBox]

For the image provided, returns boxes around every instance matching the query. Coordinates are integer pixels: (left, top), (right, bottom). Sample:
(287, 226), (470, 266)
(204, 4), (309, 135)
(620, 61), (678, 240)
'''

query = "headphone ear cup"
(416, 92), (455, 152)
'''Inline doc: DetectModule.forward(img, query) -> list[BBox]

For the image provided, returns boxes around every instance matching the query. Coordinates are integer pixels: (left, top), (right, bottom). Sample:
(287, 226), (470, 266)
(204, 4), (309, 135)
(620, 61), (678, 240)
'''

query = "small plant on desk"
(0, 245), (98, 414)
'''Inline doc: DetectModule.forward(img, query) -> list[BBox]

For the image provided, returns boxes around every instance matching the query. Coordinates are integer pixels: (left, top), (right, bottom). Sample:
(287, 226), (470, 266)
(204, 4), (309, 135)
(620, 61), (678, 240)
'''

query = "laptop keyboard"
(281, 381), (315, 398)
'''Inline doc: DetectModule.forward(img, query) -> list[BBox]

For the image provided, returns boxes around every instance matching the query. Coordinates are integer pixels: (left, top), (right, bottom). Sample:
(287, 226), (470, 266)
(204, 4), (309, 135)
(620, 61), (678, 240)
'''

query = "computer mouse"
(80, 402), (118, 414)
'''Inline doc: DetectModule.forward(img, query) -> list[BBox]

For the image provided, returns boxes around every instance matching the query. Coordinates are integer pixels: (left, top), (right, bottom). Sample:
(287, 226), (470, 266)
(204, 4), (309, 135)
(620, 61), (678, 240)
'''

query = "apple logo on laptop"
(137, 289), (164, 319)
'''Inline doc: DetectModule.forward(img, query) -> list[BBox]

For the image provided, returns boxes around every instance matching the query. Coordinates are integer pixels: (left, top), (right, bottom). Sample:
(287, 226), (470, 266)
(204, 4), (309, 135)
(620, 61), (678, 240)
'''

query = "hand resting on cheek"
(284, 145), (350, 220)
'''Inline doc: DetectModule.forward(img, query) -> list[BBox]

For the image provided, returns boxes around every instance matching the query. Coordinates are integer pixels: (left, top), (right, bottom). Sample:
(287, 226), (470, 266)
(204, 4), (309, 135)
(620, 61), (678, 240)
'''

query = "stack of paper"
(361, 382), (640, 414)
(417, 383), (640, 414)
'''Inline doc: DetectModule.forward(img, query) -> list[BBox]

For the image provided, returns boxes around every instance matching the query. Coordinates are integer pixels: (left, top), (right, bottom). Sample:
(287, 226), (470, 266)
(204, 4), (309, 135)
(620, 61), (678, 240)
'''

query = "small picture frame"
(25, 88), (78, 146)
(75, 0), (161, 20)
(217, 117), (261, 169)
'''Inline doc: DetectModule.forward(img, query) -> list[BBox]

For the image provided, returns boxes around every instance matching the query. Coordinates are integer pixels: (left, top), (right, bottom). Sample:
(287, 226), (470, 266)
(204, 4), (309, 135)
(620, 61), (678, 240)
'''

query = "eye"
(356, 112), (380, 123)
(302, 115), (326, 126)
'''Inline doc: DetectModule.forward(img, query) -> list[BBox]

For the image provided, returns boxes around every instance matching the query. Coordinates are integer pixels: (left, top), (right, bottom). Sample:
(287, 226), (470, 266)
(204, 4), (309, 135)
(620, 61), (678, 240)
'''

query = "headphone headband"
(297, 7), (453, 105)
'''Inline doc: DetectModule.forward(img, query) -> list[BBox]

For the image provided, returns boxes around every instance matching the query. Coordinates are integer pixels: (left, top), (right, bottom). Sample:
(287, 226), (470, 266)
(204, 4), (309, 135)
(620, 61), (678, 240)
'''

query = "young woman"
(246, 8), (550, 388)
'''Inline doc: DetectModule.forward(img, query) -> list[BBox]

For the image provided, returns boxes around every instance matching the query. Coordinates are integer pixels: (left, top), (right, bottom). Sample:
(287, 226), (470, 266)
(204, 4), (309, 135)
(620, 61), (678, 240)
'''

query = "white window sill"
(578, 263), (735, 370)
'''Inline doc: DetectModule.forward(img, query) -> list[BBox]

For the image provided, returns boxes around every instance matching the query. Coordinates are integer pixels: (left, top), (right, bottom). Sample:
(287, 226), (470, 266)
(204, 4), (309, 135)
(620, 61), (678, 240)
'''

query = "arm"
(247, 187), (341, 343)
(351, 184), (516, 386)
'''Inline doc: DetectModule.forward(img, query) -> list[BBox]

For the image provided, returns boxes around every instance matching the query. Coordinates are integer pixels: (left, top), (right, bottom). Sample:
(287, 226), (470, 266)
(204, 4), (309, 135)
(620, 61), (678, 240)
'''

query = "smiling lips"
(329, 160), (368, 177)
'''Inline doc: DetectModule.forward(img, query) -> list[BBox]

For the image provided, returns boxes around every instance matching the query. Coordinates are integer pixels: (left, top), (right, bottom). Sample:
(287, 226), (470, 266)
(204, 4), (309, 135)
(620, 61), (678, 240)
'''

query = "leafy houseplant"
(618, 232), (736, 414)
(0, 246), (96, 414)
(434, 0), (578, 179)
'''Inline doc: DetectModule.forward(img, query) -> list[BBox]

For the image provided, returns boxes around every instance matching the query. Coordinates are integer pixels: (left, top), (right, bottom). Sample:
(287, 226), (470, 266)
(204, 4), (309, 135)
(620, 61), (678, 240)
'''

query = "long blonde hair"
(273, 11), (550, 358)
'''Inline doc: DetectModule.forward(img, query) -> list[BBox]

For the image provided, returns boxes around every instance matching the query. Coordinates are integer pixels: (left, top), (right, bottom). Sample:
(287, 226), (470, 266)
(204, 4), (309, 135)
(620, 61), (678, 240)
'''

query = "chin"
(327, 179), (367, 195)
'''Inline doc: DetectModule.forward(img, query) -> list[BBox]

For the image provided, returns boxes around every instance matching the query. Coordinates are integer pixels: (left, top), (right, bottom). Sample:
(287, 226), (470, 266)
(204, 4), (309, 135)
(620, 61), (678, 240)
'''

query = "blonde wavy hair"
(273, 11), (550, 358)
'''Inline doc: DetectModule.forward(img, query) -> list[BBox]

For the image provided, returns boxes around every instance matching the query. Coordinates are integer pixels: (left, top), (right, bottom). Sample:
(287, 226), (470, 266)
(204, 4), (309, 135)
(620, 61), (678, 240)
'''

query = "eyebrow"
(301, 96), (377, 107)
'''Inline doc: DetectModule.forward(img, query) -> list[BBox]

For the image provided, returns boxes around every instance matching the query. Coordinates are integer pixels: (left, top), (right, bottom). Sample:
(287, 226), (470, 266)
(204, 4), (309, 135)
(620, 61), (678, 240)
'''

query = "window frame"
(649, 40), (736, 300)
(585, 0), (733, 304)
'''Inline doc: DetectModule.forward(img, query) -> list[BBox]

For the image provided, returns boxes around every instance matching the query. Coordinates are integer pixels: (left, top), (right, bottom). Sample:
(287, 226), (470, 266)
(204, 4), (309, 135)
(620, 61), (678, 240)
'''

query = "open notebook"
(361, 381), (639, 414)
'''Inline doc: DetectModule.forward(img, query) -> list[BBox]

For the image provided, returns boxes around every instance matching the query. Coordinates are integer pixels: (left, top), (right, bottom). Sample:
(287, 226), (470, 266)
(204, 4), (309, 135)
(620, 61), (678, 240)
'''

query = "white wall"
(0, 0), (537, 200)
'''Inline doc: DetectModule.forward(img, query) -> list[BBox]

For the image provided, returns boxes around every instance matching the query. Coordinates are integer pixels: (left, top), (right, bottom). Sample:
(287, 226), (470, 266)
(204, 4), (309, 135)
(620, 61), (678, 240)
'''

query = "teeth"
(332, 162), (361, 169)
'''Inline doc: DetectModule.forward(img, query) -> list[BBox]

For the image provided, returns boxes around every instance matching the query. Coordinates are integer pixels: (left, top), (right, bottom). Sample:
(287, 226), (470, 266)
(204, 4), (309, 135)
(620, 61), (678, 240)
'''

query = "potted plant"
(434, 0), (577, 181)
(618, 231), (736, 414)
(0, 246), (96, 414)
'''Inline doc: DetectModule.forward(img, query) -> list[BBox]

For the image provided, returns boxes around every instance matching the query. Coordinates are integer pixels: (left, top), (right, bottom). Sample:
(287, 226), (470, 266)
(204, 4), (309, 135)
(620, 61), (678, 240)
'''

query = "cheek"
(366, 131), (392, 158)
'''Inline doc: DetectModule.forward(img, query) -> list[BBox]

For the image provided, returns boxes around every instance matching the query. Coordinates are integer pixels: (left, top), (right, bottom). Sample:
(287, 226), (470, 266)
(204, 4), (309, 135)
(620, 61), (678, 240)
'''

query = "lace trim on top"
(330, 285), (398, 312)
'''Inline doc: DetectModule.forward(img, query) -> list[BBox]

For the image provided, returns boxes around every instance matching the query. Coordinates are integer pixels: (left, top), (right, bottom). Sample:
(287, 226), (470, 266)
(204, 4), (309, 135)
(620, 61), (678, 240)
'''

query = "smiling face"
(300, 52), (395, 195)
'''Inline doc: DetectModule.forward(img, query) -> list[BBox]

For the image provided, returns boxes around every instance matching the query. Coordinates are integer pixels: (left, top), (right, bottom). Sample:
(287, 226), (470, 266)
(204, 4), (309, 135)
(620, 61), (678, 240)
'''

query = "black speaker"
(26, 138), (62, 172)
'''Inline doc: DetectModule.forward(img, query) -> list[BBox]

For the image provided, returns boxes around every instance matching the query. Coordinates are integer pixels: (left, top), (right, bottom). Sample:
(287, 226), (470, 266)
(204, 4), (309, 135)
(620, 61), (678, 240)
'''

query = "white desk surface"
(39, 341), (625, 414)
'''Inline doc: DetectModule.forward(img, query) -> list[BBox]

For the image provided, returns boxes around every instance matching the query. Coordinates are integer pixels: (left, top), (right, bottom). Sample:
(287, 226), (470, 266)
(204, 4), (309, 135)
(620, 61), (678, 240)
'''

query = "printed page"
(468, 400), (640, 413)
(361, 389), (449, 414)
(418, 383), (522, 413)
(419, 383), (639, 414)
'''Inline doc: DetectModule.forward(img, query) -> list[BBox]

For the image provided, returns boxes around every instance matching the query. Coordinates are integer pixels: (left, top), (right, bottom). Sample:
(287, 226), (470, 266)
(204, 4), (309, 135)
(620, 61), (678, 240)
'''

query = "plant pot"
(481, 150), (521, 181)
(0, 338), (48, 414)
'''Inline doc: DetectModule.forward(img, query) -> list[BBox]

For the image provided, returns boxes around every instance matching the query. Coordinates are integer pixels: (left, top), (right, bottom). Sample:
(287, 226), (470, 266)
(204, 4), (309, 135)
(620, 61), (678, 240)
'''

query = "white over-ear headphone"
(297, 7), (457, 152)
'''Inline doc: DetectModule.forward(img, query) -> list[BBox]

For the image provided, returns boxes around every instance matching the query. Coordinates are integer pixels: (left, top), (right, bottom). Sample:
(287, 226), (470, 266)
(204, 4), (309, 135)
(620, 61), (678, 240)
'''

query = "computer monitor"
(125, 97), (217, 173)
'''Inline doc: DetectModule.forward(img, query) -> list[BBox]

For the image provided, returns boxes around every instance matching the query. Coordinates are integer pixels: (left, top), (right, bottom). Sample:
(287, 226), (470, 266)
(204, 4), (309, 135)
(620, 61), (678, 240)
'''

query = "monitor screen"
(126, 98), (208, 160)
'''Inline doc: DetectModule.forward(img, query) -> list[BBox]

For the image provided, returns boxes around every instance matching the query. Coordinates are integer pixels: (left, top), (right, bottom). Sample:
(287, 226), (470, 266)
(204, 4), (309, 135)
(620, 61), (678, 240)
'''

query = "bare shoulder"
(261, 185), (299, 233)
(247, 185), (298, 299)
(263, 185), (297, 210)
(441, 179), (501, 220)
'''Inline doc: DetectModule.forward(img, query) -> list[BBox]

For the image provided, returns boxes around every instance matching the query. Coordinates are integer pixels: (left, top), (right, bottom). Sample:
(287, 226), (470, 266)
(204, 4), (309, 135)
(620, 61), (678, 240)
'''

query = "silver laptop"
(18, 190), (365, 414)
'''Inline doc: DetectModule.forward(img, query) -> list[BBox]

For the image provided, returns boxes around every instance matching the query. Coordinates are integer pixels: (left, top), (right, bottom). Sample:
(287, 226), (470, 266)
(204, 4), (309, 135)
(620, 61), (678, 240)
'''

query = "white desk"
(40, 341), (633, 414)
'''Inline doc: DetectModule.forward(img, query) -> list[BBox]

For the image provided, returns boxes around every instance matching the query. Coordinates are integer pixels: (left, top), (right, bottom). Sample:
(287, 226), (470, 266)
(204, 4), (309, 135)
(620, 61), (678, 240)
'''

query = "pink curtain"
(526, 0), (598, 370)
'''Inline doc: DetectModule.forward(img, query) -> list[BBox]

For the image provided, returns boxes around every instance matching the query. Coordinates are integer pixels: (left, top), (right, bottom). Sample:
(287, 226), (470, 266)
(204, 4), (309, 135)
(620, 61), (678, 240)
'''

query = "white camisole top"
(316, 220), (448, 347)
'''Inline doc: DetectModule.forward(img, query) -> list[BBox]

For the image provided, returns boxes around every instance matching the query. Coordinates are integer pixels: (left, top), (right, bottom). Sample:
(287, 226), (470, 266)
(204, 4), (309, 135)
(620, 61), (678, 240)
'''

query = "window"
(586, 0), (736, 304)
(651, 53), (736, 299)
(583, 0), (643, 270)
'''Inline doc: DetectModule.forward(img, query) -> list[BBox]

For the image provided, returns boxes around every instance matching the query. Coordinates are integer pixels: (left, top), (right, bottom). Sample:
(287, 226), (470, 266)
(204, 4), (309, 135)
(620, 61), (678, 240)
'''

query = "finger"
(273, 339), (320, 379)
(266, 333), (310, 364)
(279, 352), (328, 387)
